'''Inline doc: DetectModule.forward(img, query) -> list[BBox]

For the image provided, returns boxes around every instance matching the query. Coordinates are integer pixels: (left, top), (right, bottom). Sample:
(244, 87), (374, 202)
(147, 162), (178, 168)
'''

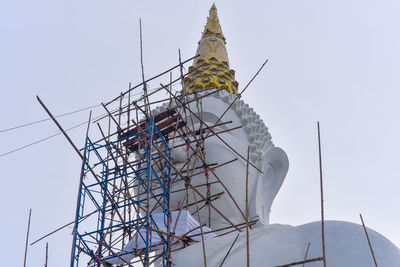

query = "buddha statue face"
(154, 89), (289, 228)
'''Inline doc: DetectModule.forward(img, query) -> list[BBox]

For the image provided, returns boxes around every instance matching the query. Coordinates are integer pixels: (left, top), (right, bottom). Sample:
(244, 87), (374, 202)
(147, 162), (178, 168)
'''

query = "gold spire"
(183, 4), (239, 96)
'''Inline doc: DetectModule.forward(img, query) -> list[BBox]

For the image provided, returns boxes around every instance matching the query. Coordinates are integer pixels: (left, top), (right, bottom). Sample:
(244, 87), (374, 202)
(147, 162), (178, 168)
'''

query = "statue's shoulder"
(170, 220), (400, 267)
(291, 220), (400, 267)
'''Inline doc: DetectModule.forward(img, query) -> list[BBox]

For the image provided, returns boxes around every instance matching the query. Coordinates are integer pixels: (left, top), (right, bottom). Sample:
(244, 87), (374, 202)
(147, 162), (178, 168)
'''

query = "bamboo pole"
(275, 257), (324, 267)
(117, 92), (127, 251)
(166, 177), (172, 267)
(245, 146), (250, 267)
(107, 113), (116, 252)
(360, 214), (378, 267)
(37, 96), (85, 159)
(23, 208), (32, 267)
(45, 242), (48, 267)
(188, 220), (258, 238)
(215, 224), (255, 239)
(140, 19), (145, 87)
(317, 121), (327, 267)
(101, 103), (123, 132)
(197, 96), (211, 228)
(301, 242), (310, 267)
(219, 233), (240, 267)
(192, 188), (207, 267)
(139, 18), (151, 117)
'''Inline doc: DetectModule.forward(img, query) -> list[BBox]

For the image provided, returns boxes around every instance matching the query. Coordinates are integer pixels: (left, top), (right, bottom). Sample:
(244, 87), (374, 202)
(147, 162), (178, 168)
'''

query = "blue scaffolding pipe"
(71, 117), (171, 267)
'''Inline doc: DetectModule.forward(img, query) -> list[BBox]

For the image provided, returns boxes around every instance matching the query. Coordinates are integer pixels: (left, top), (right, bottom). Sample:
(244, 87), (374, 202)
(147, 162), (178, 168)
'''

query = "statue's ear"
(256, 147), (289, 223)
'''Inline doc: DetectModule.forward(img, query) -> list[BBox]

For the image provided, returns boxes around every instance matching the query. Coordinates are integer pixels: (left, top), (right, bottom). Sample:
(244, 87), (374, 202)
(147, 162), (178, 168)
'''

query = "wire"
(0, 108), (115, 158)
(0, 86), (176, 134)
(0, 104), (101, 134)
(0, 85), (181, 158)
(0, 120), (89, 158)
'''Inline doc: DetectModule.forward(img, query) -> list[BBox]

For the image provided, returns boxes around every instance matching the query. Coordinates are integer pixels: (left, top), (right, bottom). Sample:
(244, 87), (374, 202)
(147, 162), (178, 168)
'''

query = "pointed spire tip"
(183, 3), (239, 96)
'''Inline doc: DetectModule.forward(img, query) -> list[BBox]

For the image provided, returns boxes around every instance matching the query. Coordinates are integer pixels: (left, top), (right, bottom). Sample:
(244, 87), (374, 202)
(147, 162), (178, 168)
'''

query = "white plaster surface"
(169, 221), (400, 267)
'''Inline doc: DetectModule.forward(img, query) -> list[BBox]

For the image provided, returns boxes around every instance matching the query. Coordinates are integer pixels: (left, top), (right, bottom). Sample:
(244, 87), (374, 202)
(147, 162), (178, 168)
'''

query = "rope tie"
(185, 143), (190, 151)
(184, 176), (190, 188)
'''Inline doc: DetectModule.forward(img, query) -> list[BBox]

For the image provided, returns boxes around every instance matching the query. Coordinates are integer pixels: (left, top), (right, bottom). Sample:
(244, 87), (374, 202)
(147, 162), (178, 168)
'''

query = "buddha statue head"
(153, 89), (288, 228)
(151, 4), (289, 229)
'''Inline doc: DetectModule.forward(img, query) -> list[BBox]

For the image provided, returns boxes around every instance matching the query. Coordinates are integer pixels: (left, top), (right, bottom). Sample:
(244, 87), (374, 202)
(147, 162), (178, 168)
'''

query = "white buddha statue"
(151, 4), (400, 267)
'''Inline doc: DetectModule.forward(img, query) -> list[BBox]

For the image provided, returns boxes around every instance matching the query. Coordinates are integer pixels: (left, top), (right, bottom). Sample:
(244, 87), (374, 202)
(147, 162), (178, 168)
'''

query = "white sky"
(1, 0), (400, 266)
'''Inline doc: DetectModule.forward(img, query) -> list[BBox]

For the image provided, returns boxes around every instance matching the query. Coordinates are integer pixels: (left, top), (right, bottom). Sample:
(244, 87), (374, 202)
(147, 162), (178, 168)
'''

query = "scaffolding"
(71, 117), (171, 266)
(34, 51), (266, 266)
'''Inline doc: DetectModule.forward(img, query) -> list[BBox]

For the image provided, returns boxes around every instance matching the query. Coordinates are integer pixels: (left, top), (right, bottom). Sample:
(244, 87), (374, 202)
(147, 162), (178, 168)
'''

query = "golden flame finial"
(202, 3), (226, 44)
(183, 4), (239, 96)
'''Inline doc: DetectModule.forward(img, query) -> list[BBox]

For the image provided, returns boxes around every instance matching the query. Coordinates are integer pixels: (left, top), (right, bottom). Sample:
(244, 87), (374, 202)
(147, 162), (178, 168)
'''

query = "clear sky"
(1, 0), (400, 266)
